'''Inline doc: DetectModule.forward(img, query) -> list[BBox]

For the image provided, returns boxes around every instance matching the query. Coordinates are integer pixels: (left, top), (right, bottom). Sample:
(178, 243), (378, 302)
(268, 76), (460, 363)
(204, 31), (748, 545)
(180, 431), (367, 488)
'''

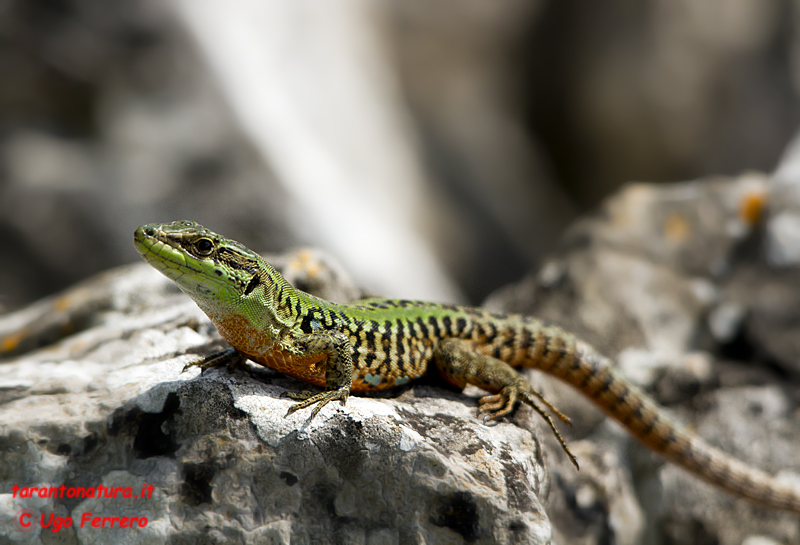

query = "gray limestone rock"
(487, 171), (800, 544)
(3, 173), (800, 544)
(0, 254), (551, 545)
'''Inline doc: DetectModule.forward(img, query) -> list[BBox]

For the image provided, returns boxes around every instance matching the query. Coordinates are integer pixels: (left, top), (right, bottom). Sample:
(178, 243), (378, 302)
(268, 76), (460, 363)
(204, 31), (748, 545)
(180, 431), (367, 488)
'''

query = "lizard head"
(134, 220), (277, 312)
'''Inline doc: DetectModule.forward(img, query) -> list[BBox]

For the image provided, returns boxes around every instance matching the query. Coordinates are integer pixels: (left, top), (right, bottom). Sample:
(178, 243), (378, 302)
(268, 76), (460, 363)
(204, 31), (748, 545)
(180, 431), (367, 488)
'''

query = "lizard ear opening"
(243, 275), (260, 296)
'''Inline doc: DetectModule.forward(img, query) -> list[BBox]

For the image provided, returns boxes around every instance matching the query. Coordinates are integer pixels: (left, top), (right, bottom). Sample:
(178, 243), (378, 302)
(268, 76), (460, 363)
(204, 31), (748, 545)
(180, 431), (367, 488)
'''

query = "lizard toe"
(285, 388), (349, 418)
(183, 348), (242, 375)
(477, 387), (519, 420)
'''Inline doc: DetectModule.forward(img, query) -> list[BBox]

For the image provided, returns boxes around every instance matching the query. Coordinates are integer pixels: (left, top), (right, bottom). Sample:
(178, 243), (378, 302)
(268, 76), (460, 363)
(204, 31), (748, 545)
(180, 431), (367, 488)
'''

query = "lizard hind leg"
(434, 338), (579, 469)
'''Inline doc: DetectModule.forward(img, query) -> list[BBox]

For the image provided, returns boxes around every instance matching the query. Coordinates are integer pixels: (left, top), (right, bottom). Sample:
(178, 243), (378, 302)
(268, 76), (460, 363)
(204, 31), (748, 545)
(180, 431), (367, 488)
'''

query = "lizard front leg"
(434, 338), (579, 469)
(283, 331), (355, 419)
(183, 347), (247, 374)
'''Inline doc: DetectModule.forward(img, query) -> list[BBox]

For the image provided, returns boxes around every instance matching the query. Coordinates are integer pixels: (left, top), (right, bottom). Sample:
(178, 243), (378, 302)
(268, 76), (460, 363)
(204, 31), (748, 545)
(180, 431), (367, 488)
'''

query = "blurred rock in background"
(1, 0), (798, 309)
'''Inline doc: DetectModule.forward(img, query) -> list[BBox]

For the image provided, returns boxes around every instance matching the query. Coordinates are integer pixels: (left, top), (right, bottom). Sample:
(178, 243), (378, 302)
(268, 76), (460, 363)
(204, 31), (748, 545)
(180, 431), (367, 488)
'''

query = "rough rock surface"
(0, 251), (551, 545)
(2, 173), (800, 544)
(487, 171), (800, 544)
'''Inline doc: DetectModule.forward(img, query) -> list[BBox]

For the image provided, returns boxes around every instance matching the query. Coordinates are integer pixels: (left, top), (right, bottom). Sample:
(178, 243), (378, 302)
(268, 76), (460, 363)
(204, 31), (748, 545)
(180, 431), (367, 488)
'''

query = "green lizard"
(134, 220), (800, 514)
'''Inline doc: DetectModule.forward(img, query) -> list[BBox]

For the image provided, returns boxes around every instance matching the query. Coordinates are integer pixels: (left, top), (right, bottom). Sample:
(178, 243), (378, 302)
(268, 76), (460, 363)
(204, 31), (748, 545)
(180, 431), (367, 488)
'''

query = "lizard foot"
(183, 347), (244, 374)
(478, 380), (579, 469)
(284, 388), (350, 419)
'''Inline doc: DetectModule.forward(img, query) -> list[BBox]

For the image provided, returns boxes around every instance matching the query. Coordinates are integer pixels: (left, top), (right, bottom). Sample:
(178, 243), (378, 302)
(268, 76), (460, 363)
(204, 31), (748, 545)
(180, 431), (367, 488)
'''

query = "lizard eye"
(195, 238), (214, 255)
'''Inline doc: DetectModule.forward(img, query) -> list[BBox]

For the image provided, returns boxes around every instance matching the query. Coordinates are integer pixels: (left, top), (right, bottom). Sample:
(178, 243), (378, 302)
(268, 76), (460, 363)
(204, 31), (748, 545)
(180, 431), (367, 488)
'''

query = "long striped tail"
(525, 329), (800, 514)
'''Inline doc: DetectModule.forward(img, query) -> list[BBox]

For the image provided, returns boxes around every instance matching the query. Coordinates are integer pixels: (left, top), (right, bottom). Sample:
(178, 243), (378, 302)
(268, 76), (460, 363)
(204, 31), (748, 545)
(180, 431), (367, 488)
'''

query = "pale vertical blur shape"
(170, 0), (463, 302)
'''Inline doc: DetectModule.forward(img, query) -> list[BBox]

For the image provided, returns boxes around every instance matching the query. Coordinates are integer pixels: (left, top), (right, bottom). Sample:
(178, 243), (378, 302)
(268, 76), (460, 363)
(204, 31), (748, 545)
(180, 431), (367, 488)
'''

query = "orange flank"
(202, 311), (409, 392)
(253, 348), (328, 387)
(250, 345), (407, 392)
(207, 312), (327, 387)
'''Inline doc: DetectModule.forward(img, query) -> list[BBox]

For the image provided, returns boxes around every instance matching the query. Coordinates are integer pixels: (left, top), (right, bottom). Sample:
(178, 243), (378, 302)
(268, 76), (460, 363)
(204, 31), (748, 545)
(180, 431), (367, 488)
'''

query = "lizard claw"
(481, 413), (499, 427)
(478, 389), (517, 420)
(477, 381), (579, 470)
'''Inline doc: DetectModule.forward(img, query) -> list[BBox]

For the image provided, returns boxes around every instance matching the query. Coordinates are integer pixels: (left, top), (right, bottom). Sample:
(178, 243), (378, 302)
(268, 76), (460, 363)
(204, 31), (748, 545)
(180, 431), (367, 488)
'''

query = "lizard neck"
(133, 221), (299, 349)
(194, 259), (298, 349)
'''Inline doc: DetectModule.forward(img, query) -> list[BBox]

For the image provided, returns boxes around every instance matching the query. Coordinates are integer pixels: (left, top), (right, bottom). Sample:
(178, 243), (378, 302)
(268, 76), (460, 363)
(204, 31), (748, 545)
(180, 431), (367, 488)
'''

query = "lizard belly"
(204, 311), (329, 387)
(206, 310), (428, 391)
(244, 346), (414, 392)
(251, 349), (328, 387)
(251, 349), (414, 392)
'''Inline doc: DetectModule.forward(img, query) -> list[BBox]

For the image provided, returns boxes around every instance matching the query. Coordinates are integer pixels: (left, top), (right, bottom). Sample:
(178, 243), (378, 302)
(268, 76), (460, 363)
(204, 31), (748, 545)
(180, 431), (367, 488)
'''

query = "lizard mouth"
(133, 223), (213, 287)
(134, 221), (250, 305)
(134, 220), (265, 305)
